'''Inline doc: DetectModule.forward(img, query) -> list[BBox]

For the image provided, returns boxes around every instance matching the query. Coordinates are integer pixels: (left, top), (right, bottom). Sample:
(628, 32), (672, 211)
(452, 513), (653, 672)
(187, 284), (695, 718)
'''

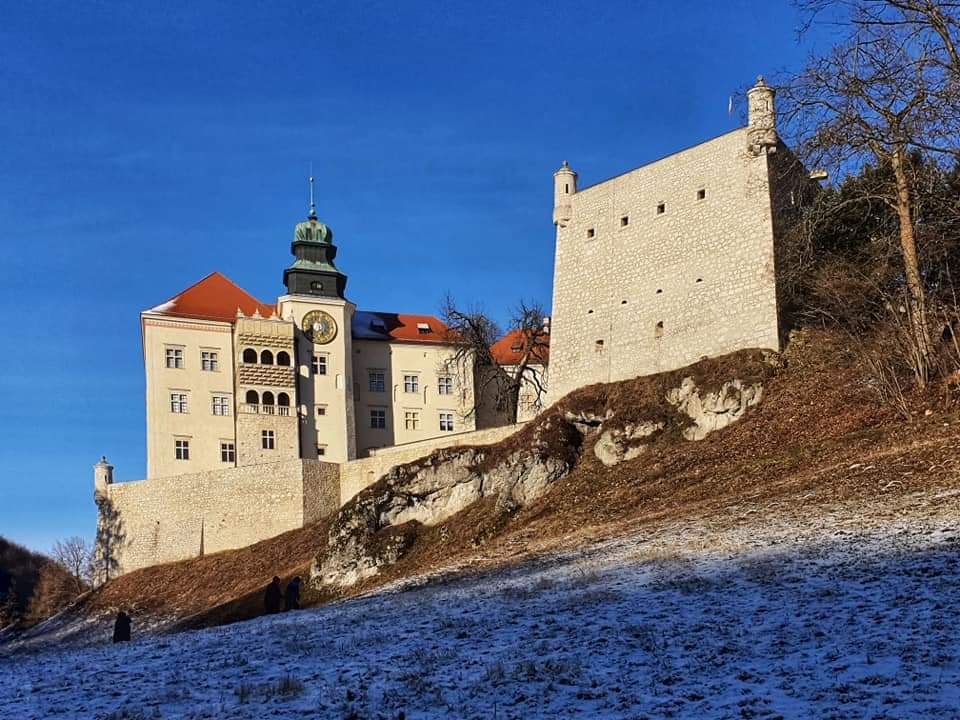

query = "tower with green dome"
(283, 177), (348, 299)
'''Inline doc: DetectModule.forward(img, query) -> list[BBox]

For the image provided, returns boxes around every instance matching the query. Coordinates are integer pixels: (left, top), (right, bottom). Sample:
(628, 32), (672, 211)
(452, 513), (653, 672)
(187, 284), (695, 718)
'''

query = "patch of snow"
(2, 504), (959, 718)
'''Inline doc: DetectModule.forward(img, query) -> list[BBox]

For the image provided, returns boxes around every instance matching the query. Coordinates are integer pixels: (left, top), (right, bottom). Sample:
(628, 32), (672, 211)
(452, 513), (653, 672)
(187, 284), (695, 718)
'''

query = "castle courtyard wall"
(104, 423), (523, 574)
(105, 459), (340, 575)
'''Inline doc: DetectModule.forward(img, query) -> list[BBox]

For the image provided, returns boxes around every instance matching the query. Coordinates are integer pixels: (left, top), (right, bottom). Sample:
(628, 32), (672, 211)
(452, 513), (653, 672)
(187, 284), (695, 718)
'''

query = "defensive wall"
(100, 422), (524, 575)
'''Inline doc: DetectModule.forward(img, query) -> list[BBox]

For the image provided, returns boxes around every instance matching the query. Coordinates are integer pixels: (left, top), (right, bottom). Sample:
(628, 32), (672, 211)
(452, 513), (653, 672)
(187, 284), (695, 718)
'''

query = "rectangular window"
(368, 371), (385, 393)
(170, 393), (188, 413)
(620, 216), (629, 227)
(697, 188), (706, 200)
(175, 439), (190, 460)
(417, 323), (431, 335)
(316, 405), (327, 417)
(165, 348), (184, 369)
(586, 228), (595, 239)
(438, 376), (454, 395)
(439, 412), (454, 432)
(403, 374), (419, 393)
(261, 430), (275, 450)
(220, 441), (235, 463)
(370, 408), (386, 429)
(656, 202), (665, 215)
(212, 395), (231, 416)
(312, 355), (327, 375)
(201, 351), (219, 371)
(316, 444), (327, 457)
(404, 411), (420, 430)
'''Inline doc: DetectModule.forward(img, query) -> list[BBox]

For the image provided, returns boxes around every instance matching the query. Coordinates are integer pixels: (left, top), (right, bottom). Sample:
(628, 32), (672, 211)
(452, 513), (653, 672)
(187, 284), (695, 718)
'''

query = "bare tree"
(93, 494), (125, 586)
(441, 294), (550, 424)
(50, 537), (92, 595)
(779, 0), (960, 386)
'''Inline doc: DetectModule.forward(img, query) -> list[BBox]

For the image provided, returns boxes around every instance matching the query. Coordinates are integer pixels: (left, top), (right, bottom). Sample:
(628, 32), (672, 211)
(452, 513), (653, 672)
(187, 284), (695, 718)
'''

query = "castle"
(546, 76), (804, 402)
(95, 75), (803, 575)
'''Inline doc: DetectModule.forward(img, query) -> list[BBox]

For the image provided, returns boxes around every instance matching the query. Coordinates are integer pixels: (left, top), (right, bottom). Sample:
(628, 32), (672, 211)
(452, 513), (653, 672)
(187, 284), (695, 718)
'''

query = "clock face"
(302, 310), (338, 345)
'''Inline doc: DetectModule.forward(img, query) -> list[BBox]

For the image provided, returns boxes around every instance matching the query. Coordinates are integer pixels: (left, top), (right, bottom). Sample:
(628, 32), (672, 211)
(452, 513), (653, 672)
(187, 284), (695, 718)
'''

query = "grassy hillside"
(12, 328), (959, 645)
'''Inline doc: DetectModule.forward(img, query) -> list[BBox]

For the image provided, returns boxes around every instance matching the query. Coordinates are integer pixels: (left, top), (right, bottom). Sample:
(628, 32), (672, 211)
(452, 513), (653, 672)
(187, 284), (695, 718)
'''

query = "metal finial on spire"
(308, 163), (317, 220)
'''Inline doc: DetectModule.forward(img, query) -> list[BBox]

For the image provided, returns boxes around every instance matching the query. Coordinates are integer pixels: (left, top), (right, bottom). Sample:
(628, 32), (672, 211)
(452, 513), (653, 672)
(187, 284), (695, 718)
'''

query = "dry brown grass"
(76, 328), (960, 633)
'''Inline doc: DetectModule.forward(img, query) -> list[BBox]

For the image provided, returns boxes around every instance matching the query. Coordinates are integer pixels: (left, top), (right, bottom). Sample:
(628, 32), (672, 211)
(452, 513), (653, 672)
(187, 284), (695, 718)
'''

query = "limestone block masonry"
(96, 422), (524, 575)
(546, 76), (805, 404)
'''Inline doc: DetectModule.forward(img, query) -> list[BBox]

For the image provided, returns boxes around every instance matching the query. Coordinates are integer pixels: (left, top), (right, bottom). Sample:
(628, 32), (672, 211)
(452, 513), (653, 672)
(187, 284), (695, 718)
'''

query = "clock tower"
(278, 179), (357, 462)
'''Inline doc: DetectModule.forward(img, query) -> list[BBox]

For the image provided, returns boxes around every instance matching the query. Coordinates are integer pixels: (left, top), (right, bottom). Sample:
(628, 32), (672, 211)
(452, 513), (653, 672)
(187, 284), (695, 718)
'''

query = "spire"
(308, 164), (317, 220)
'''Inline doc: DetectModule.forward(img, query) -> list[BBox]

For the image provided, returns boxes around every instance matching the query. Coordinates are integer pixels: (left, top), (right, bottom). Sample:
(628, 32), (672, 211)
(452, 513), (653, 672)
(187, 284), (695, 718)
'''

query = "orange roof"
(352, 312), (453, 344)
(145, 272), (276, 323)
(490, 328), (550, 365)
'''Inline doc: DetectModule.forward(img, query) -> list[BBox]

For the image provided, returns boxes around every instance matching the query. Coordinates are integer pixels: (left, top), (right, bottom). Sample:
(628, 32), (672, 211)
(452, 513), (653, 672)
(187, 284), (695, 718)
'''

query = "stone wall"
(338, 423), (526, 505)
(103, 423), (523, 574)
(547, 128), (783, 404)
(104, 459), (340, 574)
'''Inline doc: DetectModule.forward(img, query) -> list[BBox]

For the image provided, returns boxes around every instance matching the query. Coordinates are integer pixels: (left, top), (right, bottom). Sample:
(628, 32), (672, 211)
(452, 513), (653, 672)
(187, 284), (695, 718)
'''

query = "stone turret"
(94, 455), (114, 498)
(747, 75), (777, 154)
(553, 161), (577, 228)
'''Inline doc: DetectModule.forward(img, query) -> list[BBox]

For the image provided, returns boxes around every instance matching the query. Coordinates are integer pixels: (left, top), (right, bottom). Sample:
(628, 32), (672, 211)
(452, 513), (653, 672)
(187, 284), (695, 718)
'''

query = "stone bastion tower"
(546, 75), (804, 404)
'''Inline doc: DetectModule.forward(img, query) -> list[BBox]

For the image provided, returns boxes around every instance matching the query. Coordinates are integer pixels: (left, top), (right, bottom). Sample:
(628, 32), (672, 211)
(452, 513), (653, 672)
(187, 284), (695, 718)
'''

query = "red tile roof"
(490, 328), (550, 366)
(145, 272), (276, 323)
(352, 312), (454, 344)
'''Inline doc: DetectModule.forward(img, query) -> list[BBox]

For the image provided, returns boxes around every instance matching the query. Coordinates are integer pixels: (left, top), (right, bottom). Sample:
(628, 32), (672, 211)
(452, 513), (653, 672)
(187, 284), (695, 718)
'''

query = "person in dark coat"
(264, 576), (283, 614)
(284, 576), (301, 611)
(112, 611), (131, 643)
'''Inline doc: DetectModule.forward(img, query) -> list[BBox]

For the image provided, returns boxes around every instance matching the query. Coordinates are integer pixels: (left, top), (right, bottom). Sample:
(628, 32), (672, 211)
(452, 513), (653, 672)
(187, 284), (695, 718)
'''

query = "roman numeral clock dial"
(301, 309), (338, 345)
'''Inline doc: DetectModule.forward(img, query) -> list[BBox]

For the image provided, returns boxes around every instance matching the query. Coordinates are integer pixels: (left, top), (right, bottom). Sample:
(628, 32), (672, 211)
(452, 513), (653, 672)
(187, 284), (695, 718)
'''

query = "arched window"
(276, 351), (291, 366)
(242, 348), (257, 364)
(245, 390), (259, 405)
(260, 350), (274, 365)
(262, 391), (274, 405)
(277, 392), (290, 406)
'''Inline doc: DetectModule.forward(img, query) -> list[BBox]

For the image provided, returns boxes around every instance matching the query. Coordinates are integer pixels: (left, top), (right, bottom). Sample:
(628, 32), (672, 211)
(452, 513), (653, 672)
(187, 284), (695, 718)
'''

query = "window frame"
(220, 441), (235, 463)
(212, 395), (231, 416)
(404, 410), (420, 430)
(170, 392), (188, 414)
(174, 438), (190, 460)
(438, 375), (454, 395)
(368, 370), (386, 393)
(312, 354), (328, 376)
(165, 347), (185, 369)
(261, 430), (275, 450)
(201, 350), (219, 372)
(403, 374), (419, 393)
(369, 407), (387, 429)
(439, 412), (454, 432)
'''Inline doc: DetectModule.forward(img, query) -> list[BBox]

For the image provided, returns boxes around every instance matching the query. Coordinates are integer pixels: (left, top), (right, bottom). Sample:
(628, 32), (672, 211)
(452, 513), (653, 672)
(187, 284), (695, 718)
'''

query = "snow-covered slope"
(2, 489), (958, 719)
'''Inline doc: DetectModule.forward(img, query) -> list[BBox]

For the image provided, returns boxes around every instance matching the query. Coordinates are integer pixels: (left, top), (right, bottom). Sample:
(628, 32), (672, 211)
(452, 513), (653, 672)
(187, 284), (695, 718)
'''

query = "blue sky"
(0, 1), (825, 552)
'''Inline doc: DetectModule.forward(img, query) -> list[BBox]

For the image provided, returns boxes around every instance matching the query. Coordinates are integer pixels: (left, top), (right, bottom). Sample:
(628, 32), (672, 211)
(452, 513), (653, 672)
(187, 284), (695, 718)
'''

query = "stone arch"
(242, 348), (257, 364)
(245, 389), (259, 404)
(277, 392), (290, 407)
(276, 351), (291, 366)
(262, 391), (275, 406)
(260, 349), (274, 365)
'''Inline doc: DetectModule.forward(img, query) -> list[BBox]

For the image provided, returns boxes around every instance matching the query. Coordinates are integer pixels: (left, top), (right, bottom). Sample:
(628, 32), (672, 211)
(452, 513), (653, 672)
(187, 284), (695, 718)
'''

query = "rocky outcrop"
(666, 378), (763, 441)
(312, 365), (769, 589)
(593, 422), (664, 467)
(312, 419), (582, 588)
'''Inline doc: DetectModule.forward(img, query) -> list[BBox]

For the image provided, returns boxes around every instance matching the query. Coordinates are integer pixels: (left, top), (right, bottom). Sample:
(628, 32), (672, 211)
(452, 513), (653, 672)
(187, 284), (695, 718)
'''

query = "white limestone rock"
(666, 377), (763, 441)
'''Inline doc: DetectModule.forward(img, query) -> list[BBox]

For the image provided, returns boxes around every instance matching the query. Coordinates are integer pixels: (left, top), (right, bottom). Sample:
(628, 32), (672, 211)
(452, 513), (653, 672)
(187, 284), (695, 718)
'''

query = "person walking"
(112, 611), (131, 643)
(284, 576), (301, 611)
(264, 576), (283, 614)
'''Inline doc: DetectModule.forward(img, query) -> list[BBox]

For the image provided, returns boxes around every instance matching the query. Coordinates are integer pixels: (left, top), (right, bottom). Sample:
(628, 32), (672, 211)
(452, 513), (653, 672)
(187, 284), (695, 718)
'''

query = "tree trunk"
(891, 145), (933, 387)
